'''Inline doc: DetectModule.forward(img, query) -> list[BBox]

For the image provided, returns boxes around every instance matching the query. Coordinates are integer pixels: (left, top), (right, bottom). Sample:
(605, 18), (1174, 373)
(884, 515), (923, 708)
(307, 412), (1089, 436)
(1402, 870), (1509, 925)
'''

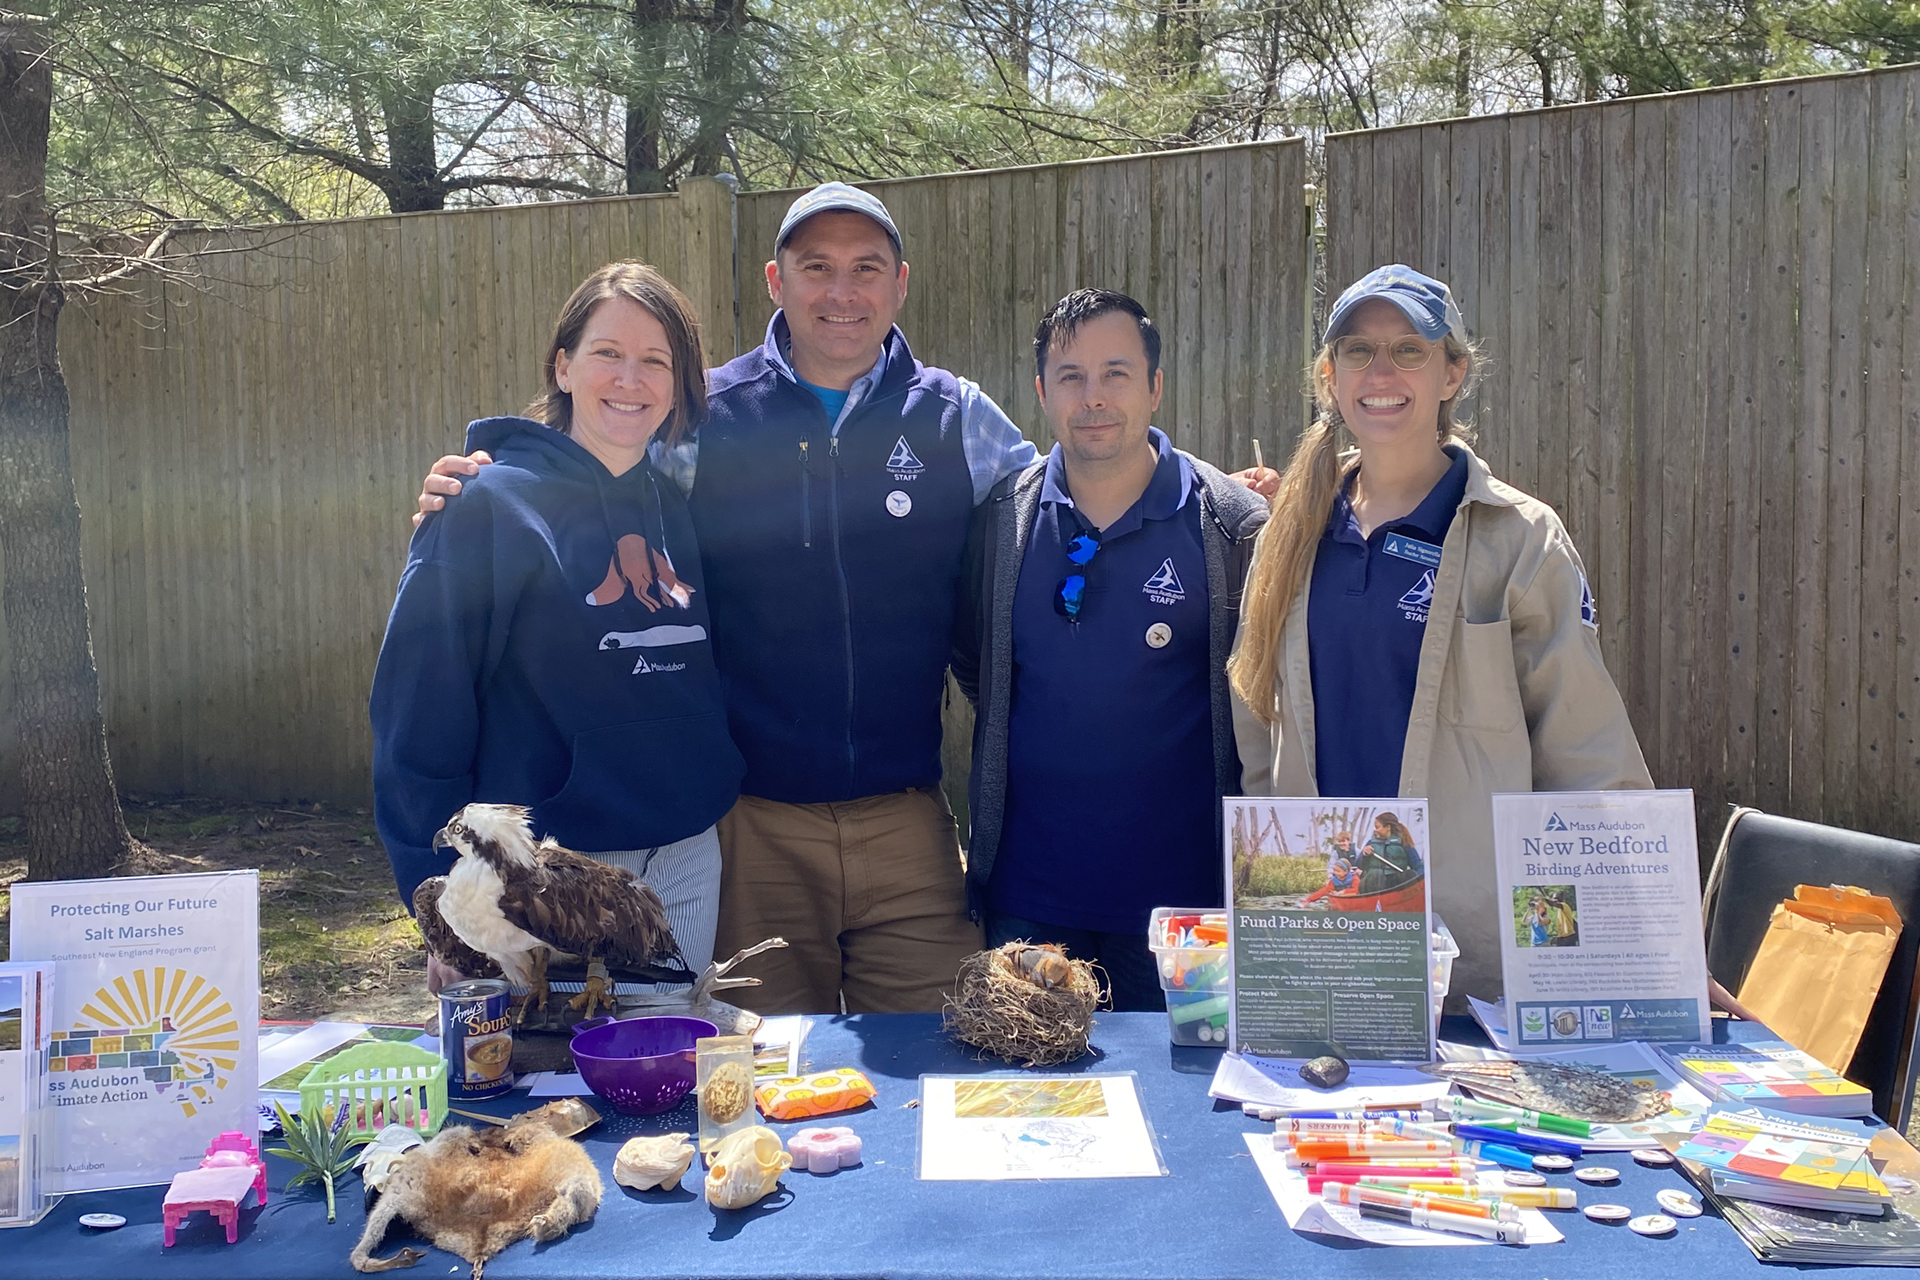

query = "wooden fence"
(31, 142), (1309, 808)
(1324, 64), (1920, 845)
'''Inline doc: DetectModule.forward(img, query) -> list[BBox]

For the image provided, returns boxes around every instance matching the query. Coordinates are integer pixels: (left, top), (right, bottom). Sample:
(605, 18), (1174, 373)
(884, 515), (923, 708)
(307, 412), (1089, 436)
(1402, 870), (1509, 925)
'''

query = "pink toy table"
(162, 1131), (269, 1246)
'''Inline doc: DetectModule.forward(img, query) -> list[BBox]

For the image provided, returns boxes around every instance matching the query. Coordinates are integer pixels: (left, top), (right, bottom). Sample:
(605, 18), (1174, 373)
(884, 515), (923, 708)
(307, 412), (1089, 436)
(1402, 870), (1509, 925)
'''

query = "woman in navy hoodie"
(371, 262), (745, 991)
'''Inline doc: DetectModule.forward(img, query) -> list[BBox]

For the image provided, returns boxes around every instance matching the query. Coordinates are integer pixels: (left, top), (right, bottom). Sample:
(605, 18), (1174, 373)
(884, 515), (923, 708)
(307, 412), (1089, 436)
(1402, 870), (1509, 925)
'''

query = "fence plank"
(1722, 85), (1766, 813)
(1791, 79), (1836, 819)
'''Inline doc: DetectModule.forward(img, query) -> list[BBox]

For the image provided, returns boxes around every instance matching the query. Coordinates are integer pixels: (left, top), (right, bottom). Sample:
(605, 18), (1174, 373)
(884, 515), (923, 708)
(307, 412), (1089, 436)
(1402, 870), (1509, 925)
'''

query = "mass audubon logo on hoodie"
(887, 435), (926, 481)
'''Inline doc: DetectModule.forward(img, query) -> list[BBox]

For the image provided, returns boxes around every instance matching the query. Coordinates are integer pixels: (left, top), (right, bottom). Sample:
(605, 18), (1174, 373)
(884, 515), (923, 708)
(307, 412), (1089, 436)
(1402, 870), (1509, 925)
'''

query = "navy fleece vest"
(692, 322), (974, 802)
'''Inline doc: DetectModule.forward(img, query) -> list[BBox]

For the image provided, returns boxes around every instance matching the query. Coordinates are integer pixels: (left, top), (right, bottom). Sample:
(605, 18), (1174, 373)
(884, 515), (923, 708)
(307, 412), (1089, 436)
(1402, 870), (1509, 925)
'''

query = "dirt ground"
(0, 797), (438, 1026)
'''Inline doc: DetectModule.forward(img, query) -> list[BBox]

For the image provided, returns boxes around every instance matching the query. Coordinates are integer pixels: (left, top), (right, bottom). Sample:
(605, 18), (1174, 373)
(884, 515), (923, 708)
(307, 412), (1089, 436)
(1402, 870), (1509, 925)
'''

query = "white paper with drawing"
(1492, 790), (1710, 1047)
(916, 1074), (1164, 1180)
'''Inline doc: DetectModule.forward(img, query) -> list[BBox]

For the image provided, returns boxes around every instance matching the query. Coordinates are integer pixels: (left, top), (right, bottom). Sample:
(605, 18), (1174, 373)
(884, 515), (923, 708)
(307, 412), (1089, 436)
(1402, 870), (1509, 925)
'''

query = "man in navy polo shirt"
(416, 184), (1037, 1015)
(954, 290), (1268, 1010)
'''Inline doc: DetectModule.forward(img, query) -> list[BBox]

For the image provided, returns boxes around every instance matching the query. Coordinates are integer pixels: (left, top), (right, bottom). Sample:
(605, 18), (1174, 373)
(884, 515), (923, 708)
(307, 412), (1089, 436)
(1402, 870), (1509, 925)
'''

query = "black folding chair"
(1700, 806), (1920, 1128)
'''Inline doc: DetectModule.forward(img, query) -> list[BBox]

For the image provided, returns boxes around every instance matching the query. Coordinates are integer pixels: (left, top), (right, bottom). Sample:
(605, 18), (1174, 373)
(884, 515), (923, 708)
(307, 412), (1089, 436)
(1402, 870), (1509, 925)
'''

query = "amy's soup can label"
(440, 978), (514, 1100)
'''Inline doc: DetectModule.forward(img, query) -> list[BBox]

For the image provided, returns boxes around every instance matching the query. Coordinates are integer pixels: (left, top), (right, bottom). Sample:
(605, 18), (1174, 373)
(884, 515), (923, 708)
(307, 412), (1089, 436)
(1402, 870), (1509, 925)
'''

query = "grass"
(0, 797), (437, 1025)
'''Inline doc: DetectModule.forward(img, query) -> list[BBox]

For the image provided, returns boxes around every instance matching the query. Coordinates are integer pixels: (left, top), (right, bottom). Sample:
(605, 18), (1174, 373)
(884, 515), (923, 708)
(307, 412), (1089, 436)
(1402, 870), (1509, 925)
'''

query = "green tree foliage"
(47, 0), (1905, 223)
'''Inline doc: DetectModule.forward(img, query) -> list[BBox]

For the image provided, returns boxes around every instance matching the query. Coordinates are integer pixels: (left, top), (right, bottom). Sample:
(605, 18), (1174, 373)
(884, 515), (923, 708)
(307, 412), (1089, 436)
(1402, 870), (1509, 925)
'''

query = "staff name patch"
(1382, 533), (1443, 568)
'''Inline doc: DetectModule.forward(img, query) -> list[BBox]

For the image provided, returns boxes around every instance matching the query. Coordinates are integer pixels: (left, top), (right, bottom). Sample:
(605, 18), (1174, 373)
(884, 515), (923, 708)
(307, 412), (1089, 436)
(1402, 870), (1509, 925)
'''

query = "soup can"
(440, 978), (515, 1100)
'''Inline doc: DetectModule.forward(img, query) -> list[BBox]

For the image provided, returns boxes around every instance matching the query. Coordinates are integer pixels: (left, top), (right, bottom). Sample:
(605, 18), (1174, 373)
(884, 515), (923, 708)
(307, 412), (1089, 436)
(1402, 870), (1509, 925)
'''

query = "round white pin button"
(1632, 1148), (1675, 1168)
(886, 490), (912, 517)
(1575, 1166), (1621, 1184)
(1656, 1189), (1703, 1218)
(1629, 1214), (1678, 1236)
(1145, 623), (1172, 648)
(1583, 1203), (1631, 1223)
(79, 1213), (126, 1229)
(1533, 1154), (1574, 1172)
(1500, 1170), (1547, 1187)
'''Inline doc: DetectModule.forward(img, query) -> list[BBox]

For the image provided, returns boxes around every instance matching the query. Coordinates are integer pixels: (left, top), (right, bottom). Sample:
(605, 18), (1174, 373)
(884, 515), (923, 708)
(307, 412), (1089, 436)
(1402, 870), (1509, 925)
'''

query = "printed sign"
(1492, 791), (1710, 1045)
(1226, 797), (1435, 1063)
(10, 871), (258, 1192)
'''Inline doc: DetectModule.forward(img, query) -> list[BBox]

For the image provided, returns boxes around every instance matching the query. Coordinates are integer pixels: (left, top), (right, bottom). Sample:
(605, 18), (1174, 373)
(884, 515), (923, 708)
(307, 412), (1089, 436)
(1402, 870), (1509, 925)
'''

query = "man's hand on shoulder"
(413, 450), (494, 527)
(1230, 466), (1279, 499)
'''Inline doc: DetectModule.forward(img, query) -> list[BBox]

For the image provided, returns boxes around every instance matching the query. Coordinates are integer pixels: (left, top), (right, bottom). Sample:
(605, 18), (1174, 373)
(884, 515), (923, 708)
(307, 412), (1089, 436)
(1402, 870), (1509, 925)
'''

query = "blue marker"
(1455, 1123), (1584, 1159)
(1460, 1140), (1539, 1171)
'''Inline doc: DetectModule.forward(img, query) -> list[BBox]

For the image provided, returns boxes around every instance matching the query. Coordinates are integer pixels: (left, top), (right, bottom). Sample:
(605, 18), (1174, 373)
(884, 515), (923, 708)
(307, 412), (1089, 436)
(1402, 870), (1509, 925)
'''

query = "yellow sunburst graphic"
(67, 967), (240, 1117)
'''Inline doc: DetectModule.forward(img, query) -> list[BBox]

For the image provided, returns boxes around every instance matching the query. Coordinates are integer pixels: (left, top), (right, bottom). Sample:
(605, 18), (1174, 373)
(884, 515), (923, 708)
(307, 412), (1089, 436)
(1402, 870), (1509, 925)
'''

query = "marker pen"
(1365, 1180), (1579, 1210)
(1246, 1106), (1438, 1121)
(1323, 1181), (1521, 1222)
(1294, 1137), (1456, 1160)
(1356, 1201), (1525, 1243)
(1456, 1140), (1538, 1171)
(1446, 1096), (1594, 1138)
(1455, 1124), (1584, 1158)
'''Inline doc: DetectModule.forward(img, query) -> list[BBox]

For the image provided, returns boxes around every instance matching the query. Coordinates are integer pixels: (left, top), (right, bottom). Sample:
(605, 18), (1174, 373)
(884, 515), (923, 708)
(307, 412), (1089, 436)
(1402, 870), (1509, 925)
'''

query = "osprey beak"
(432, 826), (454, 852)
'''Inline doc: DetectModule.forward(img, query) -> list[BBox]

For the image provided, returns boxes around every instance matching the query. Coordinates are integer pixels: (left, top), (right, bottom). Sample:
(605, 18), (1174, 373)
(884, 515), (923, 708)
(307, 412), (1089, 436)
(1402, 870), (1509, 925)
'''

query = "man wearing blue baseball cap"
(416, 182), (1038, 1014)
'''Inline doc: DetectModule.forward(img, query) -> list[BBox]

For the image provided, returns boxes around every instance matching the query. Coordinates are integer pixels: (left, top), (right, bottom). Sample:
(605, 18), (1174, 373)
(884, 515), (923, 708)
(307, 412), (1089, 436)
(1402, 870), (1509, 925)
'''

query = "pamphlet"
(1208, 1052), (1448, 1113)
(1225, 797), (1435, 1063)
(0, 962), (55, 1226)
(916, 1074), (1164, 1180)
(10, 871), (259, 1192)
(1491, 790), (1710, 1046)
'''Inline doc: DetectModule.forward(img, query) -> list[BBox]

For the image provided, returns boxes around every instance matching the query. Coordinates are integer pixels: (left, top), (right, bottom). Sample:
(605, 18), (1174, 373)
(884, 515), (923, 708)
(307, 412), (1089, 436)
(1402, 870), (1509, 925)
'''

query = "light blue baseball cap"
(1325, 264), (1466, 344)
(775, 181), (902, 255)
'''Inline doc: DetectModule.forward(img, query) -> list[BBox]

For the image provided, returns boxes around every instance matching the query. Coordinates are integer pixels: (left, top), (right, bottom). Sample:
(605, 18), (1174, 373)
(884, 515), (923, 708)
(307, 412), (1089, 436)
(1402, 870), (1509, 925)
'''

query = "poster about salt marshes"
(1491, 791), (1710, 1046)
(9, 871), (258, 1192)
(1226, 798), (1435, 1063)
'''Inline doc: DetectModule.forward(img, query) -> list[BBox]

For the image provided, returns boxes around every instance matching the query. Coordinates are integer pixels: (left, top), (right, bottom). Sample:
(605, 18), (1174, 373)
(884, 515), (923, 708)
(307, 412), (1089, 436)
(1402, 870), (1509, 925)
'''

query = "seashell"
(703, 1125), (791, 1209)
(354, 1124), (425, 1193)
(614, 1132), (696, 1192)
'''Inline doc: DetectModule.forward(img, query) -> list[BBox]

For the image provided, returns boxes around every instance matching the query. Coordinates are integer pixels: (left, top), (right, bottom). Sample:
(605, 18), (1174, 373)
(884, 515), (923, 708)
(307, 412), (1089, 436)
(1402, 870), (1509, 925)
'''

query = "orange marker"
(1294, 1138), (1455, 1161)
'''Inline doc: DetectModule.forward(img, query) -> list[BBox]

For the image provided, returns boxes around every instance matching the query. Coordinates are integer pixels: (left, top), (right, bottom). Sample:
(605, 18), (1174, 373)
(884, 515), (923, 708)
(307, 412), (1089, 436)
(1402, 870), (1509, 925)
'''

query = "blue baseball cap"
(1325, 265), (1466, 344)
(775, 182), (902, 256)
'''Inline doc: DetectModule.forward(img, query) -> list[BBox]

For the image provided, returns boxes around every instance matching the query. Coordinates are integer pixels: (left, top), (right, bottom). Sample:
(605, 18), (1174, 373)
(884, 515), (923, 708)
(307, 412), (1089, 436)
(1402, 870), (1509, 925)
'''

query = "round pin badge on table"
(1501, 1170), (1548, 1187)
(1656, 1189), (1703, 1218)
(1632, 1148), (1675, 1168)
(885, 490), (912, 517)
(1575, 1166), (1621, 1184)
(1629, 1214), (1678, 1237)
(1145, 622), (1172, 649)
(1583, 1203), (1632, 1223)
(1533, 1154), (1574, 1172)
(79, 1213), (126, 1230)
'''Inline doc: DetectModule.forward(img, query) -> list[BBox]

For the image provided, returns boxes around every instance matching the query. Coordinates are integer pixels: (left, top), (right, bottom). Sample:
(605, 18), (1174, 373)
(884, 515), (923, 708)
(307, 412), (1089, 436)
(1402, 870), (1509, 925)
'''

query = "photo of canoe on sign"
(1226, 798), (1435, 1064)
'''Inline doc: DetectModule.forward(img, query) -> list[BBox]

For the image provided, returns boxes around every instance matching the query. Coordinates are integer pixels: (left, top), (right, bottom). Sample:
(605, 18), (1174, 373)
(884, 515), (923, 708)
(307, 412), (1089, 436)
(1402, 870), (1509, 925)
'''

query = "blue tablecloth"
(11, 1013), (1885, 1278)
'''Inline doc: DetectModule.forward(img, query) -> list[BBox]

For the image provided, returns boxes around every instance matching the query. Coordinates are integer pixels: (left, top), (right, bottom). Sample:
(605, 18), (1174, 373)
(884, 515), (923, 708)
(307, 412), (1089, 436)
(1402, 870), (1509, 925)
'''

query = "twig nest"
(614, 1133), (694, 1192)
(942, 942), (1105, 1067)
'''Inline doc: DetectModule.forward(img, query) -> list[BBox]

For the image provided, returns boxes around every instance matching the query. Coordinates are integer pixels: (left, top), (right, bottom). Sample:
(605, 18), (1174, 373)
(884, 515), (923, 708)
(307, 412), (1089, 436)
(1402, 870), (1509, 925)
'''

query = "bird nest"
(942, 942), (1105, 1067)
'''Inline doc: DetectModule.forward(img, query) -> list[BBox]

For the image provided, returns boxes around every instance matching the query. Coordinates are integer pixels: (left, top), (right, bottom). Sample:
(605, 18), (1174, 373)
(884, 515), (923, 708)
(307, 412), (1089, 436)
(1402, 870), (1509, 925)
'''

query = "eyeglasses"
(1330, 334), (1440, 372)
(1054, 531), (1100, 620)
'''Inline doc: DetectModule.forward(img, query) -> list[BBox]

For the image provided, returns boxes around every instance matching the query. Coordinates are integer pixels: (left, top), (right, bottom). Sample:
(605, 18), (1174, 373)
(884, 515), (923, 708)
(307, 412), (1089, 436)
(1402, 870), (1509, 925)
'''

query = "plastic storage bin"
(1430, 916), (1459, 1026)
(298, 1041), (446, 1140)
(1149, 907), (1231, 1047)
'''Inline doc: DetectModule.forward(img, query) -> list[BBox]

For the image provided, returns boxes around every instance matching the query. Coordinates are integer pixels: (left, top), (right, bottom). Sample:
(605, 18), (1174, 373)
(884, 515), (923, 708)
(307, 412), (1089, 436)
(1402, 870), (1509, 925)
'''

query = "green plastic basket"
(298, 1041), (447, 1140)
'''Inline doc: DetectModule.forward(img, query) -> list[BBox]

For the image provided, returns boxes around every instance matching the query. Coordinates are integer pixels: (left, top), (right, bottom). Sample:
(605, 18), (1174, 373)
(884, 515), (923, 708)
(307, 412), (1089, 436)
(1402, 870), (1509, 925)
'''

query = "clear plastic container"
(1430, 916), (1459, 1027)
(1149, 907), (1231, 1047)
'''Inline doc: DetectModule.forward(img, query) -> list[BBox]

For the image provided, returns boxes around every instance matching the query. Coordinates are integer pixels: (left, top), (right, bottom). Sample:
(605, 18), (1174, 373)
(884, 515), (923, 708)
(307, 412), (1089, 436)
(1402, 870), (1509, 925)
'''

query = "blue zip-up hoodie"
(691, 319), (974, 802)
(371, 415), (745, 906)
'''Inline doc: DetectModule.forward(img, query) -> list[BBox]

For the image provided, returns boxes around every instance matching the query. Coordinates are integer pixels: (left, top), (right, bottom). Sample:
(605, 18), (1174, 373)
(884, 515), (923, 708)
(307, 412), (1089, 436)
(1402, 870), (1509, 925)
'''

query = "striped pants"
(536, 824), (722, 997)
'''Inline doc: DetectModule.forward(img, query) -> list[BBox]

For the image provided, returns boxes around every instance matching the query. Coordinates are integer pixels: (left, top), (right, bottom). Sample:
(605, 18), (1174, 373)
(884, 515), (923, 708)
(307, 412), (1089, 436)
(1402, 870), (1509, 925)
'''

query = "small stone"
(1299, 1055), (1350, 1089)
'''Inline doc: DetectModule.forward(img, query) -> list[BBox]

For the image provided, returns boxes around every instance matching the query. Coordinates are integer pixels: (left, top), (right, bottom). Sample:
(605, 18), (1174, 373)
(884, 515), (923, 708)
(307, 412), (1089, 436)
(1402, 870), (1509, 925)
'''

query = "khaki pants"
(714, 788), (982, 1014)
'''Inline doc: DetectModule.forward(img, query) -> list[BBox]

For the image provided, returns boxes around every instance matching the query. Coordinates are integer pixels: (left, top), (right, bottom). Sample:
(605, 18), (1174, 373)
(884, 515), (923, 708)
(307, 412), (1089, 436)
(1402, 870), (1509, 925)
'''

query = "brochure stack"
(1657, 1040), (1874, 1118)
(0, 962), (55, 1228)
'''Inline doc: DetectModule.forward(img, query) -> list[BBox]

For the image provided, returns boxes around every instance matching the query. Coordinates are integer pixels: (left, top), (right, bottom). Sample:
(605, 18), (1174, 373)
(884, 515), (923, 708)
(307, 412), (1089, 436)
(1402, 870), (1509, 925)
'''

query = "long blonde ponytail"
(1228, 335), (1478, 724)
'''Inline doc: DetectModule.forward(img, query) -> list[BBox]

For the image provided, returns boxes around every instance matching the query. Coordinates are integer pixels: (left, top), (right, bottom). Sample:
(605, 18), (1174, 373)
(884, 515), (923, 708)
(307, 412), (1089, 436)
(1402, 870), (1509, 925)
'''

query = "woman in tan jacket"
(1228, 265), (1651, 1005)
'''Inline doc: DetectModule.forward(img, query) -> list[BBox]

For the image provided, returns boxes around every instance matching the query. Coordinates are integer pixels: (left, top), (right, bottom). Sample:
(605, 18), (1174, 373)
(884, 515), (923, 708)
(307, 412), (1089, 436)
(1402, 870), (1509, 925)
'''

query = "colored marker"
(1294, 1138), (1456, 1160)
(1455, 1124), (1584, 1158)
(1457, 1141), (1539, 1171)
(1246, 1106), (1437, 1121)
(1366, 1180), (1578, 1210)
(1446, 1096), (1594, 1138)
(1355, 1201), (1524, 1243)
(1323, 1181), (1521, 1222)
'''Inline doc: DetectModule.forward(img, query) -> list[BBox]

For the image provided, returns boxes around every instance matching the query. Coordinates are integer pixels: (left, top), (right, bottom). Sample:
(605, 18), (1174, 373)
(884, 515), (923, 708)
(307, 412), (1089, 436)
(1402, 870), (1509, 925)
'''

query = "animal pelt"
(349, 1119), (602, 1279)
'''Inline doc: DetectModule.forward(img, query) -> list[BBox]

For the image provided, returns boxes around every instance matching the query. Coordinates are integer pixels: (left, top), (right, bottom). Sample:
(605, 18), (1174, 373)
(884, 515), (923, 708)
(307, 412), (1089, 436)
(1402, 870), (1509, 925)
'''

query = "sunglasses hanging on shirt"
(1054, 530), (1101, 621)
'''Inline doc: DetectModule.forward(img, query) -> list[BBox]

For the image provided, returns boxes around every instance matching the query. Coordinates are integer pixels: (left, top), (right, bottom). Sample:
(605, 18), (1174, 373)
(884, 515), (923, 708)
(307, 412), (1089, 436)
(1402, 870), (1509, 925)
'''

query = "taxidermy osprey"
(419, 803), (685, 1021)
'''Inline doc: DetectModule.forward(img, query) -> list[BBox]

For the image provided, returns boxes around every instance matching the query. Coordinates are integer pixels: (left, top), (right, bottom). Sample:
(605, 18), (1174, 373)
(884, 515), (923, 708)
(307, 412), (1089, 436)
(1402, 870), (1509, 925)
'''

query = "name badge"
(1382, 533), (1443, 568)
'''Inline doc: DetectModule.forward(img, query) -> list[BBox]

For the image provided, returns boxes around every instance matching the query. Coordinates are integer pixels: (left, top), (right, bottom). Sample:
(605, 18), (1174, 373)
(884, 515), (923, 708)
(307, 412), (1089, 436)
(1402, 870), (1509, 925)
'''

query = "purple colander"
(569, 1014), (718, 1116)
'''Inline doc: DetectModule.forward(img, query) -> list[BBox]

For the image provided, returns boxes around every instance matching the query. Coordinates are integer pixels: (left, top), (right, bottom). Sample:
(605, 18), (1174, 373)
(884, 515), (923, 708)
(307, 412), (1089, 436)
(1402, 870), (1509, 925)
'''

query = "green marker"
(1448, 1096), (1593, 1138)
